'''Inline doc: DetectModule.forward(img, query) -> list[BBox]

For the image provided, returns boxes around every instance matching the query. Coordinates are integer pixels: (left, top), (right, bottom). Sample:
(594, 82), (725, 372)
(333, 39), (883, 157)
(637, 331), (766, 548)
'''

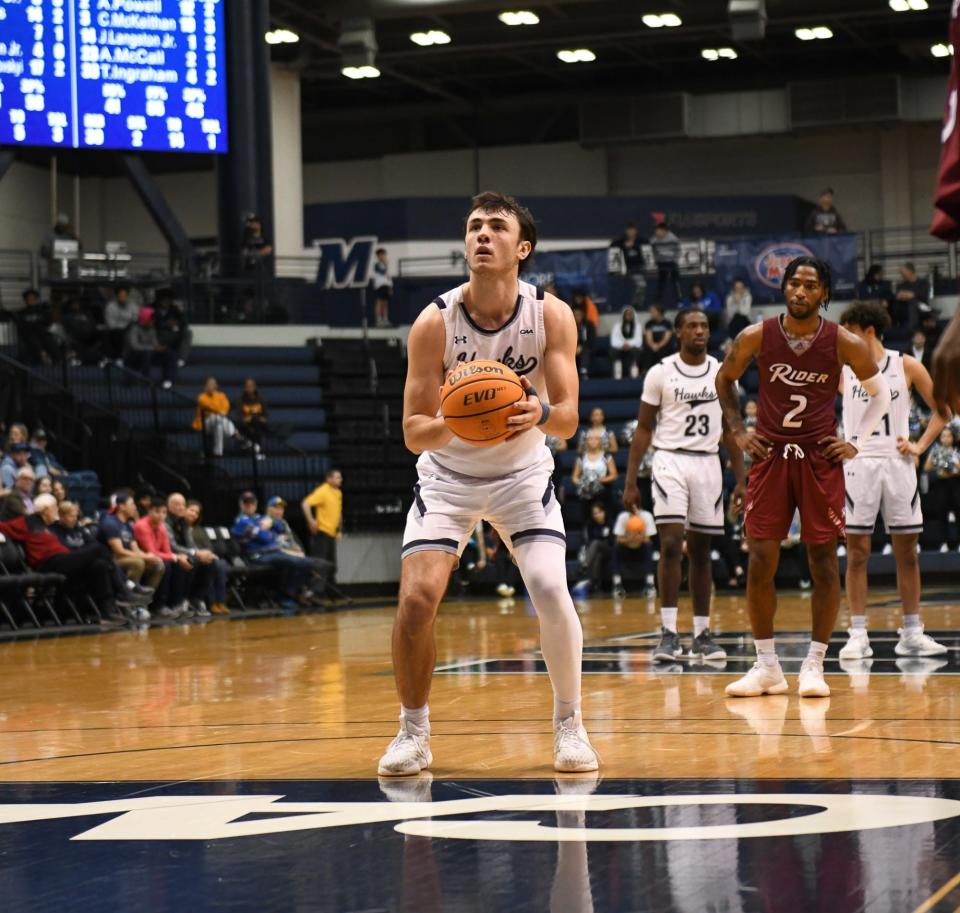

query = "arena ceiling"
(277, 0), (955, 161)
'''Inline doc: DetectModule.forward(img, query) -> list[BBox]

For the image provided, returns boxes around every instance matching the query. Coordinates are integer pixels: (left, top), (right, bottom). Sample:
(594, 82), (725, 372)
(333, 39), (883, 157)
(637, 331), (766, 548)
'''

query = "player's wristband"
(537, 403), (551, 426)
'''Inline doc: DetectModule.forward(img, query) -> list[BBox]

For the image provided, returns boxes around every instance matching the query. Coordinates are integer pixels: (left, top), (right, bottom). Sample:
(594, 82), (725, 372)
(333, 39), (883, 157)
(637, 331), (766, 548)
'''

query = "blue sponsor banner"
(523, 248), (610, 306)
(714, 234), (858, 304)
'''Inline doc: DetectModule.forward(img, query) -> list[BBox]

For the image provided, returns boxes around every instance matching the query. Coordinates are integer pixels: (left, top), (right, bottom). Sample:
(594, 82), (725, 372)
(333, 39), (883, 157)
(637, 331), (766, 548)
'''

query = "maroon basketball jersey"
(755, 316), (841, 445)
(932, 3), (960, 241)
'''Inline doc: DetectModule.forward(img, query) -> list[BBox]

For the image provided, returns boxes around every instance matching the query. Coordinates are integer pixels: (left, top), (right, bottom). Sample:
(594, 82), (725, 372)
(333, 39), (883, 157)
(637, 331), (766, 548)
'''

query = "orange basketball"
(440, 359), (524, 446)
(626, 514), (646, 535)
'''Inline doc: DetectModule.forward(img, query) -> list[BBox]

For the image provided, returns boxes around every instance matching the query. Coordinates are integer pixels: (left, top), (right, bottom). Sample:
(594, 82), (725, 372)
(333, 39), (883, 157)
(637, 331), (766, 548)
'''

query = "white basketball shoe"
(895, 625), (948, 657)
(378, 717), (432, 777)
(798, 659), (831, 698)
(725, 662), (788, 697)
(554, 713), (600, 773)
(838, 628), (872, 659)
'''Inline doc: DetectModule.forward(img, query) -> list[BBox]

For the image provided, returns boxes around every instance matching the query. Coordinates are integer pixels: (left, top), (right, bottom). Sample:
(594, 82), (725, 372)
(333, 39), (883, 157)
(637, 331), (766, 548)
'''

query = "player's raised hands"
(818, 435), (858, 463)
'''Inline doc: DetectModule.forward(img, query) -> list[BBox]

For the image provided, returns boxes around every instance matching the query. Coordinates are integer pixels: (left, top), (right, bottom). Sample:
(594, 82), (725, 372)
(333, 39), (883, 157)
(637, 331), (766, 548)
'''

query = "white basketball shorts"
(401, 452), (565, 560)
(650, 449), (724, 535)
(844, 455), (922, 535)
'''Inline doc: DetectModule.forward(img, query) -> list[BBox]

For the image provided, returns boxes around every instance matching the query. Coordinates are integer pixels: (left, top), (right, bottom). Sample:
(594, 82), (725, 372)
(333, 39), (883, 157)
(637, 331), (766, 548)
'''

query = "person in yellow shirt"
(192, 376), (249, 456)
(301, 469), (343, 581)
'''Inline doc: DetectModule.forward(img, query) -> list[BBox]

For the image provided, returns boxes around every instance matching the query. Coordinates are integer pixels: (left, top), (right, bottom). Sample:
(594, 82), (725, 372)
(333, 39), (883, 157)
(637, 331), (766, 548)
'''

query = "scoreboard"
(0, 0), (228, 153)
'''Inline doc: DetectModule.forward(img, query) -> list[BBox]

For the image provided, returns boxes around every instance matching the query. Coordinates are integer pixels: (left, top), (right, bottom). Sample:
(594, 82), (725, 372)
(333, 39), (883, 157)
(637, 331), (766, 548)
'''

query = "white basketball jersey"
(420, 280), (550, 479)
(642, 354), (723, 453)
(842, 349), (909, 458)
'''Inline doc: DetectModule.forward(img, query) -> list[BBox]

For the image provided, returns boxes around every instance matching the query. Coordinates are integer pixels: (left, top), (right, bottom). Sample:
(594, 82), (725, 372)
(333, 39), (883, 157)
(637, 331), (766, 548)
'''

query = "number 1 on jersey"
(783, 394), (808, 429)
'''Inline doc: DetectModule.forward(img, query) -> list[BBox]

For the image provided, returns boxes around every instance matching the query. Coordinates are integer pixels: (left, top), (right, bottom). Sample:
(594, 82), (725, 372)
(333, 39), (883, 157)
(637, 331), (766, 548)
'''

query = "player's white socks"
(515, 541), (584, 724)
(806, 641), (828, 667)
(850, 614), (867, 633)
(553, 697), (582, 727)
(693, 615), (710, 637)
(661, 607), (678, 633)
(902, 614), (921, 631)
(401, 704), (430, 730)
(755, 637), (779, 669)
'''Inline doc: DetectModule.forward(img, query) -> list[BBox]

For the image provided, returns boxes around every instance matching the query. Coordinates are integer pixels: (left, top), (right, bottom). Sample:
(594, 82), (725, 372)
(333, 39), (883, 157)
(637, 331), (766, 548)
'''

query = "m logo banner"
(0, 793), (957, 842)
(313, 236), (378, 289)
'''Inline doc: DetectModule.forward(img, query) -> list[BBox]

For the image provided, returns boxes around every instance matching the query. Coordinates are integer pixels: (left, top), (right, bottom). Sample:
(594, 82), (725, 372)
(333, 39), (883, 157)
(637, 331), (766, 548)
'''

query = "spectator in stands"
(166, 492), (215, 617)
(804, 188), (846, 235)
(610, 306), (643, 379)
(28, 428), (99, 514)
(153, 289), (191, 372)
(184, 499), (230, 615)
(919, 305), (943, 348)
(572, 429), (618, 509)
(650, 222), (682, 306)
(571, 502), (614, 598)
(577, 407), (618, 455)
(241, 214), (273, 271)
(239, 378), (269, 448)
(682, 282), (723, 331)
(33, 476), (53, 498)
(28, 429), (64, 478)
(302, 468), (343, 581)
(643, 302), (673, 370)
(857, 264), (890, 303)
(193, 377), (248, 457)
(99, 490), (162, 611)
(103, 285), (138, 362)
(725, 278), (753, 336)
(62, 297), (103, 365)
(51, 478), (68, 505)
(924, 427), (960, 552)
(371, 248), (393, 328)
(893, 263), (928, 330)
(6, 423), (28, 447)
(135, 482), (157, 518)
(52, 501), (92, 549)
(610, 221), (646, 306)
(743, 398), (758, 433)
(14, 289), (58, 365)
(611, 504), (656, 599)
(0, 466), (37, 519)
(1, 442), (44, 490)
(912, 330), (934, 373)
(572, 300), (595, 378)
(125, 307), (177, 389)
(134, 497), (192, 619)
(0, 494), (126, 623)
(232, 492), (327, 610)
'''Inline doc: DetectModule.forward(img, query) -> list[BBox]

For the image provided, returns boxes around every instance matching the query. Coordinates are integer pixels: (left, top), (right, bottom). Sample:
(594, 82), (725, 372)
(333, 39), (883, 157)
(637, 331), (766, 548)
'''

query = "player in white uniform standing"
(379, 192), (598, 776)
(624, 308), (746, 662)
(837, 302), (950, 659)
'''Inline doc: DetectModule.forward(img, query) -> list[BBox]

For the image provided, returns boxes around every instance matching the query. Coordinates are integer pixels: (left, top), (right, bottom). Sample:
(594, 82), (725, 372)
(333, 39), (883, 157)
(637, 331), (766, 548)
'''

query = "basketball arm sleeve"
(845, 371), (891, 451)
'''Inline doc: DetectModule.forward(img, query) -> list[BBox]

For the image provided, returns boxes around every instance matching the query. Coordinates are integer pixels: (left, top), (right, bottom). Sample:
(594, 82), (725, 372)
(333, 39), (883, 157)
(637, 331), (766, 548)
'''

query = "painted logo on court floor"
(1, 793), (958, 842)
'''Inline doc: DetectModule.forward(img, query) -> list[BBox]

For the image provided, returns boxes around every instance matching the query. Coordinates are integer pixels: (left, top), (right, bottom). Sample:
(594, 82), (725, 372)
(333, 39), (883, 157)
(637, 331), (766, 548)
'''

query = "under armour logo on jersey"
(454, 335), (468, 344)
(783, 443), (805, 460)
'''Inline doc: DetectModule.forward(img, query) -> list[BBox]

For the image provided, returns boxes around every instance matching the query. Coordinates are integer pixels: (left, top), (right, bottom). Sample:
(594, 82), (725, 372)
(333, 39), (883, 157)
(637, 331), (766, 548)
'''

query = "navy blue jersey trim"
(401, 537), (458, 553)
(458, 296), (522, 336)
(541, 479), (554, 507)
(413, 483), (426, 517)
(432, 296), (447, 310)
(511, 528), (566, 545)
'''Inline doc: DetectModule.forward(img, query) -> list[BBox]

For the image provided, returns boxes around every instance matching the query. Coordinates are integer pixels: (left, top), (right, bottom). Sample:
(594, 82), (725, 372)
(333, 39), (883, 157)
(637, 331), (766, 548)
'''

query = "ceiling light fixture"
(265, 29), (299, 45)
(931, 42), (954, 57)
(889, 0), (929, 9)
(795, 26), (833, 40)
(341, 65), (381, 79)
(410, 30), (451, 46)
(498, 10), (540, 26)
(642, 13), (683, 28)
(557, 48), (596, 63)
(702, 47), (738, 61)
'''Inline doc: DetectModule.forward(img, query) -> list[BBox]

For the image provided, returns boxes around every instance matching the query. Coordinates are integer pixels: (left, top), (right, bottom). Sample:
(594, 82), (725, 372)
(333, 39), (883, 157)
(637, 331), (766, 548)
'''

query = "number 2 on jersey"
(782, 394), (807, 429)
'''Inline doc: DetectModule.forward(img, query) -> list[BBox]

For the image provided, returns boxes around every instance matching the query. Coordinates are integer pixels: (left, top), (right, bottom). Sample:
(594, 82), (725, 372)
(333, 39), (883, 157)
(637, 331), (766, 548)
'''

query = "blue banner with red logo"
(714, 234), (858, 304)
(522, 248), (611, 307)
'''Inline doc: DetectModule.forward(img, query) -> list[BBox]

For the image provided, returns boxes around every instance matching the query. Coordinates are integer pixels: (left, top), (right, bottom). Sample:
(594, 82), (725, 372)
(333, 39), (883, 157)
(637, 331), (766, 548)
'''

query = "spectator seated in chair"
(611, 505), (657, 599)
(0, 494), (130, 623)
(193, 376), (252, 457)
(98, 489), (161, 618)
(571, 502), (615, 598)
(165, 492), (216, 617)
(231, 492), (330, 611)
(2, 441), (46, 490)
(103, 284), (138, 362)
(125, 307), (178, 389)
(133, 497), (194, 620)
(239, 378), (269, 449)
(28, 429), (100, 515)
(184, 499), (230, 615)
(610, 306), (643, 380)
(0, 465), (37, 519)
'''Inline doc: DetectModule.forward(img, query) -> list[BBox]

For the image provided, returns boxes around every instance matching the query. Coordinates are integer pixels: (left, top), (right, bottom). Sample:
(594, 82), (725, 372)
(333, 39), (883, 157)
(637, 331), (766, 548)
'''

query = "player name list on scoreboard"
(0, 0), (228, 153)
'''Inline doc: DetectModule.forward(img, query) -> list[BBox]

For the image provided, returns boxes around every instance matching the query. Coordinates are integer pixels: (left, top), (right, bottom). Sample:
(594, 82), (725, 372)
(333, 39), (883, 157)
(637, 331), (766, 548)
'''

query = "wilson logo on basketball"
(446, 364), (506, 386)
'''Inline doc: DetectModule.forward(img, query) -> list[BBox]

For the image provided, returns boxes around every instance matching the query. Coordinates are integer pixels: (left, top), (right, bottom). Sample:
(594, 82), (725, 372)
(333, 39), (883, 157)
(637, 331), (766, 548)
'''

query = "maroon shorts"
(744, 441), (845, 544)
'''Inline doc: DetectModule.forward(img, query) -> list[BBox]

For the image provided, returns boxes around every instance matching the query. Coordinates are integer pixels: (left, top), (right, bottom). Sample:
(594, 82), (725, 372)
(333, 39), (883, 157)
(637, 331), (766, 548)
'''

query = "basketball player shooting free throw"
(379, 192), (599, 776)
(715, 257), (891, 699)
